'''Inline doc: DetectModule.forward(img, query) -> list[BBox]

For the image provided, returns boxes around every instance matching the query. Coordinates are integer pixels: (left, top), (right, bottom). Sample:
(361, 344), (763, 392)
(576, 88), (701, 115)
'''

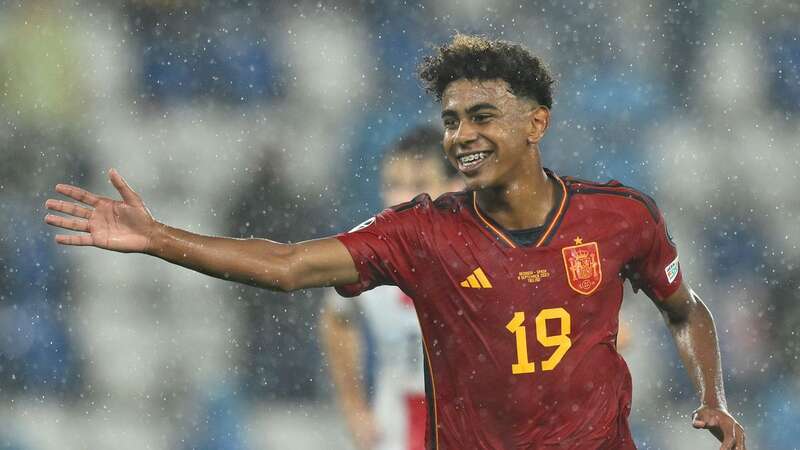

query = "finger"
(45, 199), (92, 219)
(720, 434), (735, 450)
(718, 423), (737, 450)
(694, 412), (724, 440)
(692, 414), (719, 430)
(735, 425), (746, 450)
(692, 411), (717, 429)
(108, 168), (143, 206)
(45, 214), (89, 232)
(55, 183), (101, 207)
(55, 234), (94, 246)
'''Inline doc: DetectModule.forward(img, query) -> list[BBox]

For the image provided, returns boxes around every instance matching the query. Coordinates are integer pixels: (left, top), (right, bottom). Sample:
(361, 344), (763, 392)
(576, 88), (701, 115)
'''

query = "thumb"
(692, 410), (709, 428)
(692, 410), (719, 429)
(692, 409), (727, 443)
(108, 168), (143, 206)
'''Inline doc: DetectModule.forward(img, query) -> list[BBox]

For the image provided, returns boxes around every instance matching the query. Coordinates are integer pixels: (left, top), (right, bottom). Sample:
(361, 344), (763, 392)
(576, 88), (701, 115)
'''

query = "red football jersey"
(335, 170), (682, 450)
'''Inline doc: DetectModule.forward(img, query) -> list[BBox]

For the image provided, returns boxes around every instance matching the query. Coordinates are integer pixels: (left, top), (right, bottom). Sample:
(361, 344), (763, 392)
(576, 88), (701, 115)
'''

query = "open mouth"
(457, 151), (493, 172)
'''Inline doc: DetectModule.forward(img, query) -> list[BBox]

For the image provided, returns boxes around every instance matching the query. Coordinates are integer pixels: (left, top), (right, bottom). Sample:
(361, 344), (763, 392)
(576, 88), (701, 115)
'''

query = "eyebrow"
(441, 102), (499, 118)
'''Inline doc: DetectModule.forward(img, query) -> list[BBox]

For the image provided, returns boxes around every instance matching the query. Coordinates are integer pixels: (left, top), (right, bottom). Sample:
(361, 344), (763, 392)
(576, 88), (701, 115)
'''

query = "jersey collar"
(471, 168), (569, 249)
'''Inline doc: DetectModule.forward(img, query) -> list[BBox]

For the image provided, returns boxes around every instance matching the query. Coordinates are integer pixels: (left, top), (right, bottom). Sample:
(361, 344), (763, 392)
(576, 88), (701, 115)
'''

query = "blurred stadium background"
(0, 0), (798, 449)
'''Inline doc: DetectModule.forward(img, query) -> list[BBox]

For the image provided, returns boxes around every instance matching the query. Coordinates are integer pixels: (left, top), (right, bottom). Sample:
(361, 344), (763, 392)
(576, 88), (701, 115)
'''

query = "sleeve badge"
(665, 255), (680, 284)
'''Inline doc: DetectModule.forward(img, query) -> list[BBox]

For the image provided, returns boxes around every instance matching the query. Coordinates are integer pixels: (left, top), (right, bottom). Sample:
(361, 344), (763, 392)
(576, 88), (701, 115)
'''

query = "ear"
(527, 106), (550, 145)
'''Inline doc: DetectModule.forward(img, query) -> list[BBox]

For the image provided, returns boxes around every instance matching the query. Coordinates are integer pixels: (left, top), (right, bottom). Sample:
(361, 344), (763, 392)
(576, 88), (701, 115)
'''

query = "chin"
(460, 164), (504, 191)
(463, 175), (494, 191)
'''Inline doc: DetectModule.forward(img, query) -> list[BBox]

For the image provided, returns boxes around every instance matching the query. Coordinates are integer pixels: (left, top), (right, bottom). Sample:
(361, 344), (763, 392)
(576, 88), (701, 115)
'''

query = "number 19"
(505, 308), (572, 374)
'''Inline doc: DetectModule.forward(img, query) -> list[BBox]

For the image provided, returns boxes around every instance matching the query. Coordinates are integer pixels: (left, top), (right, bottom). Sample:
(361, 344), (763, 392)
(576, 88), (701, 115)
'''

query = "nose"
(453, 120), (479, 147)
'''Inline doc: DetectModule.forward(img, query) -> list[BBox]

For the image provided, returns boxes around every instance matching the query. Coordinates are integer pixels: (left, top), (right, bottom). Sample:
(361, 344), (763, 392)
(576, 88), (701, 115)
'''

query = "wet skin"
(440, 78), (554, 230)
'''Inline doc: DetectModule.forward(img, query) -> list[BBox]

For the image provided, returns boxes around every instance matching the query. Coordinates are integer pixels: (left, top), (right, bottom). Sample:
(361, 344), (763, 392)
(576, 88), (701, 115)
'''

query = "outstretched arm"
(45, 169), (359, 291)
(655, 283), (746, 450)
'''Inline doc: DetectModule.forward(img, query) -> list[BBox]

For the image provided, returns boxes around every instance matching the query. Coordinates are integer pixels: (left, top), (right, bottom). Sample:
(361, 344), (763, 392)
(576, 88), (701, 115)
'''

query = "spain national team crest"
(561, 237), (603, 295)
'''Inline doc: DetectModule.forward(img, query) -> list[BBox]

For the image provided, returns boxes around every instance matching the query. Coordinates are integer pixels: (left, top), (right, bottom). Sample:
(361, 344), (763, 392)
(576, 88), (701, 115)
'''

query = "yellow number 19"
(505, 308), (572, 374)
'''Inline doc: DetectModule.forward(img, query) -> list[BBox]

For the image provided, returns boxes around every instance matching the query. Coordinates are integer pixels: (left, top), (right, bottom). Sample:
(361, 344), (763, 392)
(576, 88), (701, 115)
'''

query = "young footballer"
(45, 34), (745, 449)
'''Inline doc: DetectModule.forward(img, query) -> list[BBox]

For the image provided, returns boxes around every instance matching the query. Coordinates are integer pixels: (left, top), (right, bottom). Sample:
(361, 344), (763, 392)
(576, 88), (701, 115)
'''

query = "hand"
(692, 405), (746, 449)
(44, 169), (159, 253)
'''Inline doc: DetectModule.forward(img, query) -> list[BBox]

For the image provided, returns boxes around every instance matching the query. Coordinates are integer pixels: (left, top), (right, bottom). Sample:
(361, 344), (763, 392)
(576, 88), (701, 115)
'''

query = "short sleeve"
(334, 196), (429, 297)
(627, 205), (683, 301)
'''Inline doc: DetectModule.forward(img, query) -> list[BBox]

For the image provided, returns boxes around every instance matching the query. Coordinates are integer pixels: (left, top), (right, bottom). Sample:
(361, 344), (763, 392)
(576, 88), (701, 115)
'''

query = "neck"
(475, 161), (555, 230)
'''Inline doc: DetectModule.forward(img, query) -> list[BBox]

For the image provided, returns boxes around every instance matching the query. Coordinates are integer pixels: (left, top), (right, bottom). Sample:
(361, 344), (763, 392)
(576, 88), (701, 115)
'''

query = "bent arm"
(148, 226), (359, 292)
(656, 282), (726, 409)
(655, 282), (746, 448)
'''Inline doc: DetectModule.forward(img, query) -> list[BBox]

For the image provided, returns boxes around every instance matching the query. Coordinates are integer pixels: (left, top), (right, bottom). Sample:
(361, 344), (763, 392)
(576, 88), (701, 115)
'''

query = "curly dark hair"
(418, 34), (555, 109)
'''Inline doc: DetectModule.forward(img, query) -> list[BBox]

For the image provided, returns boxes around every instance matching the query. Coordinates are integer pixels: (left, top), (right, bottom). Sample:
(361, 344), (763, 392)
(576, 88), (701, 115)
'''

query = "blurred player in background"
(44, 34), (745, 449)
(321, 126), (460, 450)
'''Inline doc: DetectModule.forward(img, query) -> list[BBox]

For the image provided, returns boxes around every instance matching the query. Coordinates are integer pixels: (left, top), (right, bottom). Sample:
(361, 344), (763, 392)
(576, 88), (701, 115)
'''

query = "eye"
(443, 118), (459, 130)
(473, 113), (492, 123)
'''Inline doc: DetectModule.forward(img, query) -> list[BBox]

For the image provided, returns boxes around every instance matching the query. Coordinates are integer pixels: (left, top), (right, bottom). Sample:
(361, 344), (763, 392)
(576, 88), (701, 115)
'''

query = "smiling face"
(441, 78), (549, 191)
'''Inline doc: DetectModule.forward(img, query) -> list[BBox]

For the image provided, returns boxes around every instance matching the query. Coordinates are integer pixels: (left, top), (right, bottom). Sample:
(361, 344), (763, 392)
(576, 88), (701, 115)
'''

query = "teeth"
(458, 152), (489, 167)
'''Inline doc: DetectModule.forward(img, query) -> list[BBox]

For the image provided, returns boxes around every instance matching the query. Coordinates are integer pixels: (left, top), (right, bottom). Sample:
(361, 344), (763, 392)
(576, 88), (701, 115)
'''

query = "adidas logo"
(460, 268), (493, 289)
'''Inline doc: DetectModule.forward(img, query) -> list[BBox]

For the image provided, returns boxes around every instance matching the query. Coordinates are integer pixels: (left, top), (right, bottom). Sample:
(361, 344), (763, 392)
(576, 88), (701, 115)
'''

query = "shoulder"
(360, 193), (434, 229)
(345, 191), (468, 238)
(433, 190), (471, 212)
(562, 175), (662, 223)
(386, 191), (469, 215)
(358, 192), (452, 235)
(364, 191), (469, 239)
(387, 193), (432, 213)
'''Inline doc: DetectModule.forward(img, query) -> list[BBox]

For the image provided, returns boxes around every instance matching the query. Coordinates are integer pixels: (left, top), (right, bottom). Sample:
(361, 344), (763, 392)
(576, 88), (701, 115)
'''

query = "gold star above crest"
(574, 236), (583, 245)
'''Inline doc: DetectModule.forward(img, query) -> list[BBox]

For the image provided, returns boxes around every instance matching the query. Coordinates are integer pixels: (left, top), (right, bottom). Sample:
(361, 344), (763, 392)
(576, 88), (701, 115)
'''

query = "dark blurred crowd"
(0, 1), (797, 449)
